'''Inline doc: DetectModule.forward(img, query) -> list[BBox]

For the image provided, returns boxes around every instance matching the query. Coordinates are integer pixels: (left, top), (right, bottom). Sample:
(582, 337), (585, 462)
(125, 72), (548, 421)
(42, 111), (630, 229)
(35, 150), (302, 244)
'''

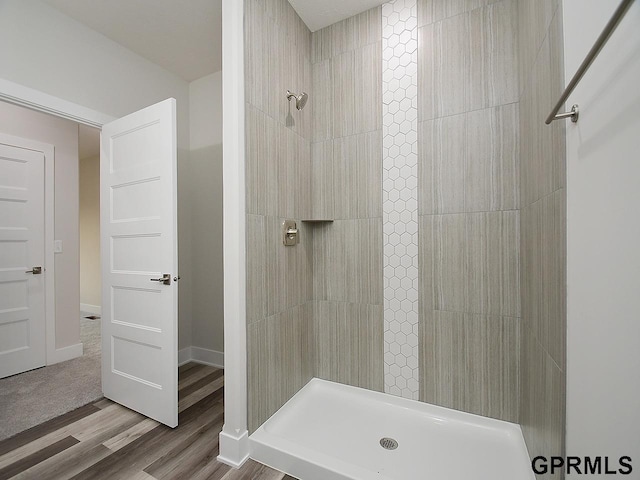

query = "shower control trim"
(283, 220), (299, 246)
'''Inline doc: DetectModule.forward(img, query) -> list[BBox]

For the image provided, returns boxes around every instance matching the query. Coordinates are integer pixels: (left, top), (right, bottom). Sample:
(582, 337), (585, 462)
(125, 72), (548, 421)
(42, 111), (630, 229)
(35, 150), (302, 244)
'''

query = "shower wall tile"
(517, 0), (559, 97)
(419, 114), (466, 214)
(313, 219), (383, 305)
(417, 0), (501, 27)
(419, 310), (520, 422)
(468, 0), (519, 111)
(382, 0), (420, 400)
(314, 301), (384, 391)
(312, 60), (333, 142)
(264, 217), (313, 317)
(310, 141), (335, 220)
(521, 191), (565, 371)
(248, 303), (314, 432)
(418, 14), (469, 120)
(465, 104), (519, 212)
(426, 211), (520, 317)
(519, 323), (565, 478)
(418, 0), (518, 121)
(311, 7), (382, 64)
(246, 214), (266, 323)
(246, 105), (278, 216)
(333, 131), (383, 219)
(518, 0), (566, 465)
(519, 9), (565, 207)
(332, 42), (382, 138)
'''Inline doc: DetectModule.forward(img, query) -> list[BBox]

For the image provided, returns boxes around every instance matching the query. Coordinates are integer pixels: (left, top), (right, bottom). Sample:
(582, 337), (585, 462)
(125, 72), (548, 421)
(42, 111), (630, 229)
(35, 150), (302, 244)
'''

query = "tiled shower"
(245, 0), (566, 469)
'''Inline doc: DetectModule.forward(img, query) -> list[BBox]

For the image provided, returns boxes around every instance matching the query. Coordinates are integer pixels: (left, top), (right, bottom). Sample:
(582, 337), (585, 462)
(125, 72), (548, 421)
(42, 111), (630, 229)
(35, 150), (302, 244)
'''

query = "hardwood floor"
(0, 363), (298, 480)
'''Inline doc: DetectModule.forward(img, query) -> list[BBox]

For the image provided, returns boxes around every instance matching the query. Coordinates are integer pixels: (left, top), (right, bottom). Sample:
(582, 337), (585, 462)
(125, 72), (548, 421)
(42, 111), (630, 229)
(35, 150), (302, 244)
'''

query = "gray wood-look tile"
(418, 1), (518, 121)
(333, 131), (382, 219)
(312, 60), (333, 143)
(310, 141), (335, 220)
(419, 116), (466, 214)
(469, 0), (518, 111)
(432, 214), (466, 312)
(314, 301), (384, 391)
(420, 310), (519, 422)
(332, 43), (382, 138)
(428, 211), (519, 317)
(316, 219), (383, 305)
(520, 324), (565, 469)
(245, 105), (278, 216)
(248, 305), (314, 433)
(418, 0), (503, 27)
(418, 15), (470, 121)
(465, 103), (519, 212)
(311, 26), (332, 65)
(246, 214), (266, 324)
(331, 7), (381, 58)
(419, 104), (519, 215)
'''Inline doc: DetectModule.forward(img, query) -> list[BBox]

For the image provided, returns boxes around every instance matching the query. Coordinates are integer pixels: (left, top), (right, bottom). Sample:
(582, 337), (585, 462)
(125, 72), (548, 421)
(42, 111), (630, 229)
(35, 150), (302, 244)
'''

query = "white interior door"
(101, 98), (178, 427)
(0, 134), (46, 378)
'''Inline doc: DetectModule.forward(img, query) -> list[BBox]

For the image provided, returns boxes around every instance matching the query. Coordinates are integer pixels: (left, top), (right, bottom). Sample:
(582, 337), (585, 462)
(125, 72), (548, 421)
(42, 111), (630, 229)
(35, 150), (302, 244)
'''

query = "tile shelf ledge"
(301, 219), (334, 223)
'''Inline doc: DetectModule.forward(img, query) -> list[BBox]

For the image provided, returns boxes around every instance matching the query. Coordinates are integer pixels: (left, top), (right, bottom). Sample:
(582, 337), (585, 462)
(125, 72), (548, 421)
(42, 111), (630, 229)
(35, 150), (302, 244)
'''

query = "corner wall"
(188, 71), (225, 359)
(517, 0), (566, 471)
(79, 154), (100, 311)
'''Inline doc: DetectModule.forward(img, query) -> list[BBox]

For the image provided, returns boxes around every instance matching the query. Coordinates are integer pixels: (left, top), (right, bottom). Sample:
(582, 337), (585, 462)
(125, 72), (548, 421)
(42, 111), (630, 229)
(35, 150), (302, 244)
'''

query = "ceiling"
(289, 0), (387, 32)
(42, 0), (222, 82)
(40, 0), (384, 82)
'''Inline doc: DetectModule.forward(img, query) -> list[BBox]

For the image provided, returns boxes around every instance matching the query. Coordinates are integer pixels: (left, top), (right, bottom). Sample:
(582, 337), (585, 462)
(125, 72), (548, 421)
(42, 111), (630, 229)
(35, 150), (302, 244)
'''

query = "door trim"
(0, 79), (115, 128)
(0, 81), (114, 365)
(0, 132), (55, 366)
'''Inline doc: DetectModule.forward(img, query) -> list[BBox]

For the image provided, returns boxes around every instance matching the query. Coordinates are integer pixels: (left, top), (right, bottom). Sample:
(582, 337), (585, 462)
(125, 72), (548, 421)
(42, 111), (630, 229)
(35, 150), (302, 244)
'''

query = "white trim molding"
(178, 346), (225, 368)
(48, 343), (83, 365)
(219, 0), (249, 469)
(0, 78), (115, 127)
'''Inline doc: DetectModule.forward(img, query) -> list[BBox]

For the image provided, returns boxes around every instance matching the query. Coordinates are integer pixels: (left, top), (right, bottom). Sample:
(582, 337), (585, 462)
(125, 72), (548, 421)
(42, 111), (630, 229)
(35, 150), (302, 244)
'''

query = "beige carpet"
(0, 314), (102, 440)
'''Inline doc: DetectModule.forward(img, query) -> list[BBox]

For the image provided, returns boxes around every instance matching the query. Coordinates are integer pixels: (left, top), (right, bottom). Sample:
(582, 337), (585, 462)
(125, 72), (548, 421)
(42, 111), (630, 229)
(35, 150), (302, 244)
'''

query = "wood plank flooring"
(0, 363), (298, 480)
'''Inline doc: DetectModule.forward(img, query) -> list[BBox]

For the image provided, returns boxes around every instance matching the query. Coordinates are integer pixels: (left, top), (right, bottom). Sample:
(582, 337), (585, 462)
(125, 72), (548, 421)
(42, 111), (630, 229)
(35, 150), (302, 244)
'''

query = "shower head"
(286, 90), (308, 110)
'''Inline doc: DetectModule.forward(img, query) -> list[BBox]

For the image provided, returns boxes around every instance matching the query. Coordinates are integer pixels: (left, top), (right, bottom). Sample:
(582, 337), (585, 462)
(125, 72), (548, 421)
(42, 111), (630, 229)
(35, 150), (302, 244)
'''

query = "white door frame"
(0, 132), (54, 367)
(0, 78), (115, 366)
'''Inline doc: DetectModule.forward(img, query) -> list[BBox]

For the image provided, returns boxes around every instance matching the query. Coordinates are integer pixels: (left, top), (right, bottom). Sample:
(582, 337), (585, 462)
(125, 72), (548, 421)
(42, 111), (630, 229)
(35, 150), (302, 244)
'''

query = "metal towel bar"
(545, 0), (635, 125)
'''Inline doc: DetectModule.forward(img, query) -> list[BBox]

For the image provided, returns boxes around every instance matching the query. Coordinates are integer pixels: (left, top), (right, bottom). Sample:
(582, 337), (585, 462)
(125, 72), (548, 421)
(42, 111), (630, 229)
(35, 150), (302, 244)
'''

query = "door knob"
(150, 273), (171, 285)
(25, 266), (42, 274)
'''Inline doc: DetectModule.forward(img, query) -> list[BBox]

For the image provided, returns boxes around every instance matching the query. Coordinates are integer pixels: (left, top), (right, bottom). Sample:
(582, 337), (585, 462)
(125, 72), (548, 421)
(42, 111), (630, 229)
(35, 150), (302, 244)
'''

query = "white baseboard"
(178, 346), (224, 368)
(178, 347), (192, 366)
(80, 304), (102, 315)
(48, 342), (83, 365)
(218, 429), (250, 468)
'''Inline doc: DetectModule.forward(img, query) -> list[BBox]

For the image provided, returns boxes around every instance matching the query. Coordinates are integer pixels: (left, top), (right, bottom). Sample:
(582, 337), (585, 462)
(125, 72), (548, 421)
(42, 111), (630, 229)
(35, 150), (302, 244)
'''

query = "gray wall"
(518, 0), (566, 473)
(245, 0), (314, 433)
(417, 0), (521, 423)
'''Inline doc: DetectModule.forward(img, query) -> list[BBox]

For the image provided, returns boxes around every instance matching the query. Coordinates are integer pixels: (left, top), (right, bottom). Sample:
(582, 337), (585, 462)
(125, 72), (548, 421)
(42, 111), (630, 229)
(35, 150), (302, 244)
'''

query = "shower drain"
(379, 437), (398, 450)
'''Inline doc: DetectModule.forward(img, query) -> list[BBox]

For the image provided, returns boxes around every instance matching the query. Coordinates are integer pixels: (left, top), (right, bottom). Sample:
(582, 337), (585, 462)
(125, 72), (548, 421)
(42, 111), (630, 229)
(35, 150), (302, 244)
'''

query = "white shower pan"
(250, 379), (535, 480)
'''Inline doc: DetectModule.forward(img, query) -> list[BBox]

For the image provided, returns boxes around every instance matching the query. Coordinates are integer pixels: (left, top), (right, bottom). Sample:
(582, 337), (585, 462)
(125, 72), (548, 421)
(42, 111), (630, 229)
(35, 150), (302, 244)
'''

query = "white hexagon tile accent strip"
(382, 0), (419, 400)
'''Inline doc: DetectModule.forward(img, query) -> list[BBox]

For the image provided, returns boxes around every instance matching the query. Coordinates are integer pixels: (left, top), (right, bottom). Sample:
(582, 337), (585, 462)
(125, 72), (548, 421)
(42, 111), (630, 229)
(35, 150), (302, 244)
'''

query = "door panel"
(0, 140), (45, 379)
(101, 98), (178, 427)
